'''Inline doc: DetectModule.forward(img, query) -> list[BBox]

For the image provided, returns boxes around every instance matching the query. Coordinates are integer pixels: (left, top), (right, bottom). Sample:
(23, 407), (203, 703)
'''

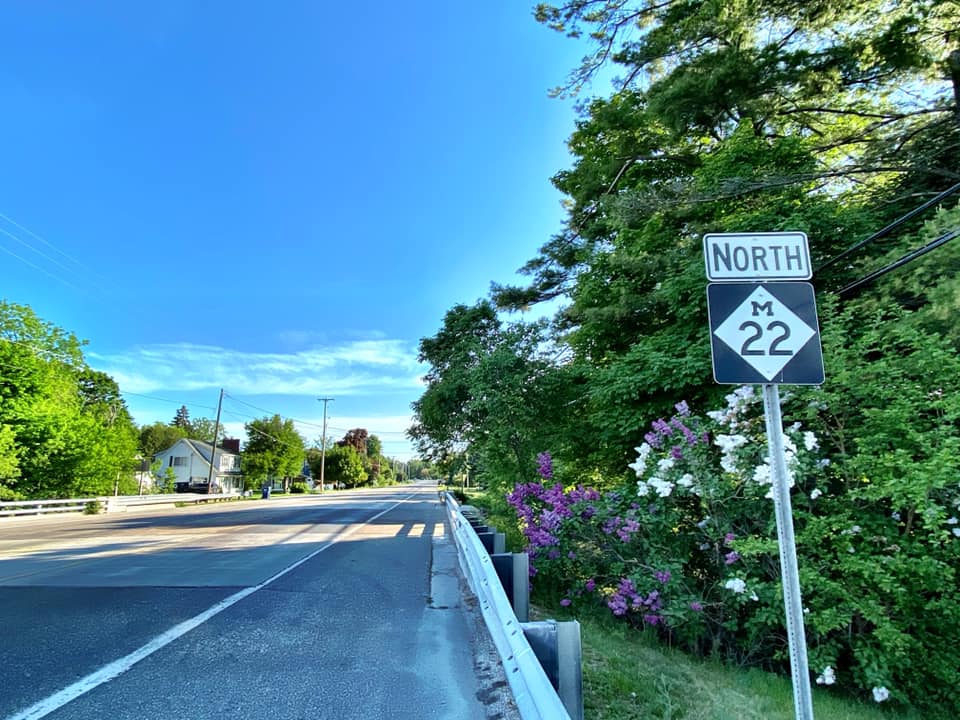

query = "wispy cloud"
(88, 339), (423, 396)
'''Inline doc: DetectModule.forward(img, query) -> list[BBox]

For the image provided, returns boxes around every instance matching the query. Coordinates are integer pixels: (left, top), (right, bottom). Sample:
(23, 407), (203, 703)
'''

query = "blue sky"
(0, 2), (599, 460)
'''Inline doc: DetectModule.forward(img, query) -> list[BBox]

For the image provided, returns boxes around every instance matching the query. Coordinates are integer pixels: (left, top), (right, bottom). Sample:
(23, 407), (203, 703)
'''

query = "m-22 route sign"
(706, 282), (824, 385)
(704, 232), (811, 281)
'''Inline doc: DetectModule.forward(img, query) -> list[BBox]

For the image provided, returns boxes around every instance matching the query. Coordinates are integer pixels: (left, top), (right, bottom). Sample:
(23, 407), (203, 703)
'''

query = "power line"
(223, 392), (411, 438)
(817, 182), (960, 273)
(0, 226), (80, 279)
(836, 227), (960, 298)
(120, 391), (218, 413)
(0, 242), (81, 291)
(0, 212), (106, 280)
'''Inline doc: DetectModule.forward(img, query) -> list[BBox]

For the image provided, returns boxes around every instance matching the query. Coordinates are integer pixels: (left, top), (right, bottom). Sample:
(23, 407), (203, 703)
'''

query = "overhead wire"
(816, 182), (960, 274)
(0, 242), (81, 291)
(0, 226), (81, 278)
(836, 228), (960, 298)
(0, 212), (110, 283)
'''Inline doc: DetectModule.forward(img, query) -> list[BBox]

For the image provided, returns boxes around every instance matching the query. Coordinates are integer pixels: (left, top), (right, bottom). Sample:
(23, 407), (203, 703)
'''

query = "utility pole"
(318, 397), (334, 492)
(206, 388), (224, 494)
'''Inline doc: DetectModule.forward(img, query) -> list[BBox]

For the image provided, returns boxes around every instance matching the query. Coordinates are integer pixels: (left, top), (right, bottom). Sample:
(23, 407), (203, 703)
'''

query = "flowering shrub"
(508, 388), (960, 711)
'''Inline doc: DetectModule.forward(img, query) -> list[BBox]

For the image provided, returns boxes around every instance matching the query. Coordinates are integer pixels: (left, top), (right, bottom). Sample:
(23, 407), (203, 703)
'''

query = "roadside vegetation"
(415, 2), (959, 715)
(0, 304), (419, 499)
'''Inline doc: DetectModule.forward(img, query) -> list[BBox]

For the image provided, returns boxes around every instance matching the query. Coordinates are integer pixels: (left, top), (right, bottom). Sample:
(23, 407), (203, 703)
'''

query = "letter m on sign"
(751, 300), (774, 317)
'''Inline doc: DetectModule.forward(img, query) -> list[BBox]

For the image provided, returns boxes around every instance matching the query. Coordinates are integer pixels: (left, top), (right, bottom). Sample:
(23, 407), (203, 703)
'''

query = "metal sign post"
(703, 231), (820, 720)
(762, 383), (814, 720)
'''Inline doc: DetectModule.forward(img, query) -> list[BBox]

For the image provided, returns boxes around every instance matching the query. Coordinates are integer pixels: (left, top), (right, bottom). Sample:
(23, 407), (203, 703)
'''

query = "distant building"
(153, 438), (243, 493)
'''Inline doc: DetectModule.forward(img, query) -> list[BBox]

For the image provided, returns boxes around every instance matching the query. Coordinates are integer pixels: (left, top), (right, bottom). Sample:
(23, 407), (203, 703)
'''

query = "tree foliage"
(410, 4), (960, 711)
(0, 301), (138, 498)
(242, 415), (305, 486)
(171, 405), (191, 429)
(138, 422), (187, 459)
(410, 301), (584, 489)
(315, 444), (367, 488)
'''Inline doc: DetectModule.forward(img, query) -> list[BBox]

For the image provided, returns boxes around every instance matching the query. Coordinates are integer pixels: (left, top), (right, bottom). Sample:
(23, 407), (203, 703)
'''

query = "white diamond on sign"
(713, 286), (816, 380)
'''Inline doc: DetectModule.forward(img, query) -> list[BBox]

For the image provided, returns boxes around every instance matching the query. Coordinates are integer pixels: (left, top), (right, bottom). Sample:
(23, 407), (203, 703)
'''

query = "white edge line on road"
(5, 493), (418, 720)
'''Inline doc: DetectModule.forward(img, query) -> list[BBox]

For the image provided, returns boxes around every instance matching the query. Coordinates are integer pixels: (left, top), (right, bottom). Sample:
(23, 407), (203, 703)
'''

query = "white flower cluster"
(706, 385), (756, 430)
(815, 666), (836, 685)
(722, 578), (758, 600)
(724, 578), (746, 594)
(628, 442), (653, 477)
(872, 686), (890, 703)
(709, 386), (822, 500)
(632, 442), (701, 498)
(638, 476), (675, 497)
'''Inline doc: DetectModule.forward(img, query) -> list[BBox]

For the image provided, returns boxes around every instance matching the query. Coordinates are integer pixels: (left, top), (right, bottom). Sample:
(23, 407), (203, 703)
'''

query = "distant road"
(0, 483), (517, 720)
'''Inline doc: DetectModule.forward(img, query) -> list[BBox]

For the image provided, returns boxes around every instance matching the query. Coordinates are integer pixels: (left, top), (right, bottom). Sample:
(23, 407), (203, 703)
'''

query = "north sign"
(707, 282), (824, 385)
(704, 232), (811, 281)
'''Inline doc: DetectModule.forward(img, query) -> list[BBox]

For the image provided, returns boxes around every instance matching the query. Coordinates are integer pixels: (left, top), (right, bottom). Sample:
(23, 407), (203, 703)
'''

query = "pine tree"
(171, 405), (191, 430)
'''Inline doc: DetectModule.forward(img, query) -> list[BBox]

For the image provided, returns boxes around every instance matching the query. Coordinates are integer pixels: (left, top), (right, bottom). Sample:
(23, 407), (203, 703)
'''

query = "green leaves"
(0, 301), (139, 498)
(242, 414), (305, 484)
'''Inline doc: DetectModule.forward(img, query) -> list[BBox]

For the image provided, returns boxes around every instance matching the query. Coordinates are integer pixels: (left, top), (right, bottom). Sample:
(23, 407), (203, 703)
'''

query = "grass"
(554, 607), (926, 720)
(462, 488), (934, 720)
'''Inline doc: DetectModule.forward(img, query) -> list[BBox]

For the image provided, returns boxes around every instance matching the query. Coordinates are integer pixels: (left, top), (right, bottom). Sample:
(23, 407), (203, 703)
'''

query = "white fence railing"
(0, 497), (93, 516)
(0, 492), (242, 517)
(442, 491), (574, 720)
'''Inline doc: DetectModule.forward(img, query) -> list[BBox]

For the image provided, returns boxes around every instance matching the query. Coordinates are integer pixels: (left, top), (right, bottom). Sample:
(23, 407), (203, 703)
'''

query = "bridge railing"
(0, 492), (242, 517)
(0, 497), (94, 517)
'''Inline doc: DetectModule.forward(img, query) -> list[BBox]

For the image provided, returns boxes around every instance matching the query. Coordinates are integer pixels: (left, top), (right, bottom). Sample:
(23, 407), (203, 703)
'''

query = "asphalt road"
(0, 483), (518, 720)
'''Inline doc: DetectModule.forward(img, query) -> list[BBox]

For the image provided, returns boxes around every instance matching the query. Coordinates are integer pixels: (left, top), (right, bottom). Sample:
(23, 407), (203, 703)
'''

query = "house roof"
(155, 438), (242, 473)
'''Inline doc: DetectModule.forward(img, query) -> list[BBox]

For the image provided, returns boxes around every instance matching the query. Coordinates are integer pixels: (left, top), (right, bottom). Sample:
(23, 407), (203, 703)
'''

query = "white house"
(153, 438), (243, 493)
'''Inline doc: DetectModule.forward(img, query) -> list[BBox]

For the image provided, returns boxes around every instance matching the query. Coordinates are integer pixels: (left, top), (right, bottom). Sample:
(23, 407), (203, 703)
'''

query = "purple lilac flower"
(675, 400), (691, 416)
(690, 601), (704, 612)
(585, 578), (596, 592)
(617, 518), (640, 542)
(701, 432), (710, 444)
(669, 417), (698, 446)
(724, 532), (736, 545)
(654, 570), (672, 584)
(536, 451), (553, 479)
(725, 551), (740, 565)
(618, 577), (638, 597)
(644, 431), (662, 448)
(560, 598), (571, 607)
(652, 418), (673, 436)
(607, 594), (628, 616)
(671, 445), (684, 460)
(643, 614), (661, 626)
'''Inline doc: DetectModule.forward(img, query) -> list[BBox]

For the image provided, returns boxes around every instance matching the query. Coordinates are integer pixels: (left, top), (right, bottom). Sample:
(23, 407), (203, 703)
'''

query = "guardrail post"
(491, 552), (529, 622)
(522, 620), (584, 720)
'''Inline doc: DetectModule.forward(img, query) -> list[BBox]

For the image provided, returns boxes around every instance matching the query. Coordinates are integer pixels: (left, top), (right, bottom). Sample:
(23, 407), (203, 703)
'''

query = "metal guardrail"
(0, 497), (93, 516)
(442, 491), (574, 720)
(0, 492), (242, 517)
(103, 493), (242, 512)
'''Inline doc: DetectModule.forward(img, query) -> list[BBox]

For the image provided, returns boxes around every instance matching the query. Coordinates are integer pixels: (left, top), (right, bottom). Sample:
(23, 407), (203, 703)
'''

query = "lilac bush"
(507, 391), (960, 709)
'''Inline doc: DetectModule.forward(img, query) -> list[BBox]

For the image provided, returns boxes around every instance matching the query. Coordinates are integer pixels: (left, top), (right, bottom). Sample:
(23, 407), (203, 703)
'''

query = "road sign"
(704, 232), (811, 281)
(706, 282), (824, 384)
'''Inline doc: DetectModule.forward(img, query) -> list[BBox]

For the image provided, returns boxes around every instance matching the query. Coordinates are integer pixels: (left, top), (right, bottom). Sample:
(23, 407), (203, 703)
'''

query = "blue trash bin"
(261, 486), (271, 499)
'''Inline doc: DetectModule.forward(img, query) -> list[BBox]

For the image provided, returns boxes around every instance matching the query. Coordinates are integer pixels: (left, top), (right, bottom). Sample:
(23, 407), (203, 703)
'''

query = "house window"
(172, 456), (188, 467)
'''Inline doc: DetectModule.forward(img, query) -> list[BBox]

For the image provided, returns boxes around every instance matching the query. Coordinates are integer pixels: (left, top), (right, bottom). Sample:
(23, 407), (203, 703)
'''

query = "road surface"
(0, 483), (518, 720)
